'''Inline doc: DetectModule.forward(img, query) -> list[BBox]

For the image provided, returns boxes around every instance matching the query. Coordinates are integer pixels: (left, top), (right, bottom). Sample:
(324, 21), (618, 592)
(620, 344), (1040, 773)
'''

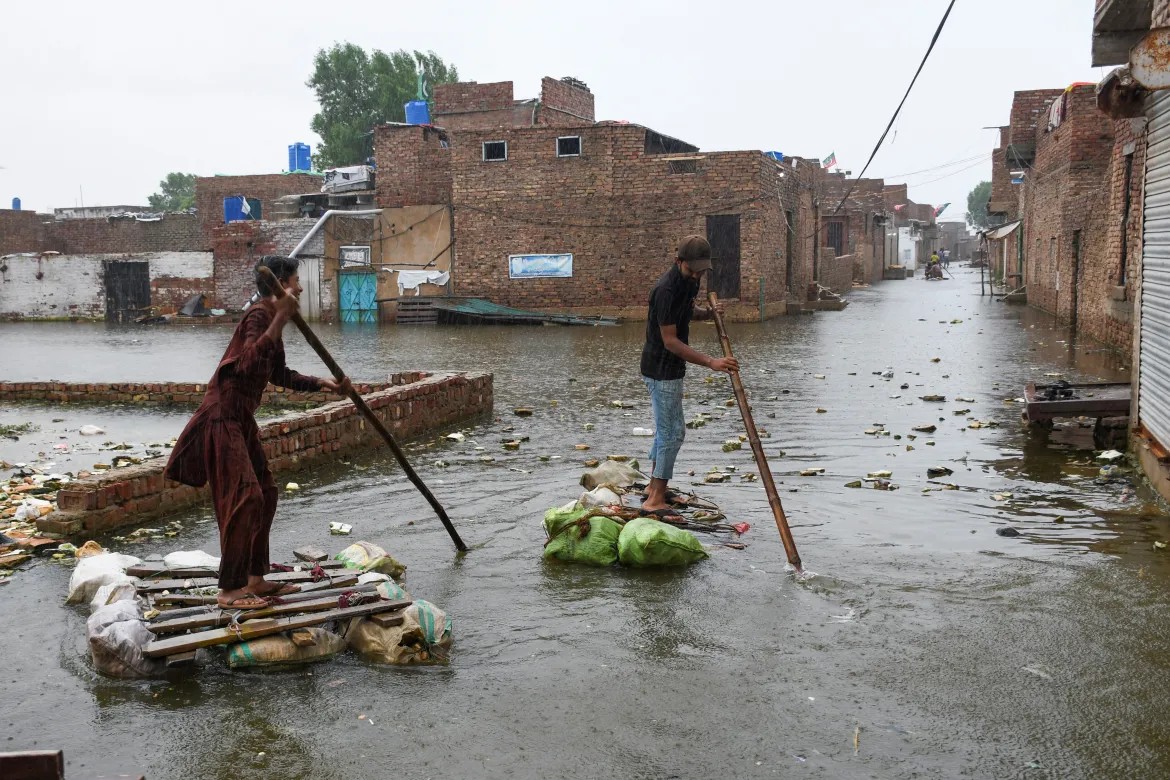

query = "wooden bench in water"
(1024, 381), (1131, 423)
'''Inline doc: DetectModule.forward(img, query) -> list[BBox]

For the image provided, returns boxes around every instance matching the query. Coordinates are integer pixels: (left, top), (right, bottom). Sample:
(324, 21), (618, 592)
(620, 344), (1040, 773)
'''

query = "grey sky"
(6, 0), (1101, 220)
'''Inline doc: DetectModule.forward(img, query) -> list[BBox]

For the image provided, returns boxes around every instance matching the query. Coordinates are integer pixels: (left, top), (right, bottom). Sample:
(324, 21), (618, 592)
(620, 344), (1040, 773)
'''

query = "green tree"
(147, 172), (197, 212)
(307, 44), (460, 169)
(966, 180), (993, 229)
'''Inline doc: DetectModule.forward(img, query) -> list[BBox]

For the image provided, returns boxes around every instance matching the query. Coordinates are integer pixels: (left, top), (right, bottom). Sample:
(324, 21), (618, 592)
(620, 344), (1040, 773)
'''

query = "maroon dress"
(164, 300), (321, 590)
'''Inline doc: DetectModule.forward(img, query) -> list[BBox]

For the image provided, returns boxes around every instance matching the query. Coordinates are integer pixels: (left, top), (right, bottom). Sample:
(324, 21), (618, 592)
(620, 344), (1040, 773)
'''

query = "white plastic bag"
(89, 575), (139, 613)
(580, 461), (648, 491)
(162, 550), (221, 569)
(87, 600), (164, 678)
(335, 541), (406, 579)
(578, 486), (623, 508)
(66, 552), (142, 605)
(14, 498), (52, 521)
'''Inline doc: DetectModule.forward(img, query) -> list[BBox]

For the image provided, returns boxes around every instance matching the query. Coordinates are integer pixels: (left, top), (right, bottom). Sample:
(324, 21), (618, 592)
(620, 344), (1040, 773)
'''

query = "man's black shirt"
(641, 264), (700, 380)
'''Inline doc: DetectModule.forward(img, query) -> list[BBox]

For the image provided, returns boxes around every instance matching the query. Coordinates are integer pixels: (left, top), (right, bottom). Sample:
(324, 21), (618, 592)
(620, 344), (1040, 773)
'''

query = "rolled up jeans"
(642, 376), (686, 481)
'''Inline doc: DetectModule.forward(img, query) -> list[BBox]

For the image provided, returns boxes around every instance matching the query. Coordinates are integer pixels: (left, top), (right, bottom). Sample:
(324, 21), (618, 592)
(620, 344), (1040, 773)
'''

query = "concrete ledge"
(1133, 430), (1170, 506)
(0, 374), (427, 407)
(37, 371), (493, 536)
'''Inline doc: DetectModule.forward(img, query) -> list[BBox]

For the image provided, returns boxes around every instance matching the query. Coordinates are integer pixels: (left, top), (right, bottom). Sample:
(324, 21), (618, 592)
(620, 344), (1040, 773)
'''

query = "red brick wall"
(373, 125), (453, 207)
(1010, 89), (1065, 145)
(989, 128), (1017, 218)
(1021, 87), (1117, 329)
(1075, 116), (1145, 349)
(211, 221), (277, 309)
(0, 377), (409, 406)
(47, 214), (202, 254)
(1, 211), (201, 256)
(433, 81), (521, 131)
(449, 124), (811, 319)
(0, 209), (48, 255)
(539, 77), (595, 126)
(194, 173), (320, 242)
(40, 371), (493, 535)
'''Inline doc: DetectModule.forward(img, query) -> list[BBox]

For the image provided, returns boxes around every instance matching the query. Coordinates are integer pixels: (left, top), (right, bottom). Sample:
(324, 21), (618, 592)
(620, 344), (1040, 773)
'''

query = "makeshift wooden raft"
(133, 557), (410, 663)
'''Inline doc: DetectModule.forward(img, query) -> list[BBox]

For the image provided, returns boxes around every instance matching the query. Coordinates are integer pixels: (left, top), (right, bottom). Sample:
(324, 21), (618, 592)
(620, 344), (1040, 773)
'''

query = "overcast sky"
(5, 0), (1101, 220)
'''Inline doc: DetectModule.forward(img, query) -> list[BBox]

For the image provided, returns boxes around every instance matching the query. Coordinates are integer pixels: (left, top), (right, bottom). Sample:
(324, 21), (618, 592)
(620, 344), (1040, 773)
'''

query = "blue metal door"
(339, 272), (377, 323)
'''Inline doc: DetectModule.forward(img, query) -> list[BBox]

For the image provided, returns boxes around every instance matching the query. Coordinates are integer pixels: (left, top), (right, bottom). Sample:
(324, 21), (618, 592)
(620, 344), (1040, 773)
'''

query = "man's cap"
(677, 235), (712, 271)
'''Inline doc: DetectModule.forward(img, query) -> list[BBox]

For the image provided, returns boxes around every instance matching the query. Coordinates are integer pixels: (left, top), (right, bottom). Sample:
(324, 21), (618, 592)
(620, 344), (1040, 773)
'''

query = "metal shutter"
(1141, 91), (1170, 446)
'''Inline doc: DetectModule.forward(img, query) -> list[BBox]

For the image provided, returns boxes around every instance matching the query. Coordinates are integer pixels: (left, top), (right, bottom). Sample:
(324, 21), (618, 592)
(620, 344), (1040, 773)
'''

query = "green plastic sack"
(542, 505), (622, 567)
(617, 517), (709, 567)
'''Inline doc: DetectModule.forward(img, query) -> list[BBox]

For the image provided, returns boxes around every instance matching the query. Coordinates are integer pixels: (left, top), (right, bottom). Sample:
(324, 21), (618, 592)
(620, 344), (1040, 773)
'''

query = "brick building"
(985, 83), (1141, 350)
(819, 174), (894, 284)
(432, 76), (595, 131)
(193, 172), (321, 242)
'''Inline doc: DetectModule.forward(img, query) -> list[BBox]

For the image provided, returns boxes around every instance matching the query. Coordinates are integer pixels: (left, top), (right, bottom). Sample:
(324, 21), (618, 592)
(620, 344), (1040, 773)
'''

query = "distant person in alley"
(164, 256), (350, 610)
(639, 235), (739, 518)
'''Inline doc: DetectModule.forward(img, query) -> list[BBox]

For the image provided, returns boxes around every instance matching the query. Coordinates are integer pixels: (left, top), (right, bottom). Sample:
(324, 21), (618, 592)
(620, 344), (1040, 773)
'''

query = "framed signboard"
(340, 245), (372, 268)
(508, 253), (573, 279)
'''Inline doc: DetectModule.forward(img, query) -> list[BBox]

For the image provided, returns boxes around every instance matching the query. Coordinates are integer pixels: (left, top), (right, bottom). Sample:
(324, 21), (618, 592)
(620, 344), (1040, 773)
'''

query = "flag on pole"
(934, 202), (950, 217)
(821, 152), (837, 169)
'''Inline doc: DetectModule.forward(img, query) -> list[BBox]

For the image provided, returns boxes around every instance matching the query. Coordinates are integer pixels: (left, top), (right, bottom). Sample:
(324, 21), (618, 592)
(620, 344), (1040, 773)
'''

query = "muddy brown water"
(2, 268), (1169, 779)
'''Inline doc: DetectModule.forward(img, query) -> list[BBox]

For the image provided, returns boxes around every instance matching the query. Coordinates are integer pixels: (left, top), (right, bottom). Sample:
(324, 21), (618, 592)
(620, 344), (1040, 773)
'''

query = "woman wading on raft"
(164, 256), (351, 610)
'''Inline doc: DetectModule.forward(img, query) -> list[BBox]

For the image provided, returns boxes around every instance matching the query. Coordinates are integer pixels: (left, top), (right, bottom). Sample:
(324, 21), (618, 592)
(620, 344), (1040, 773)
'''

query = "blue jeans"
(642, 377), (686, 481)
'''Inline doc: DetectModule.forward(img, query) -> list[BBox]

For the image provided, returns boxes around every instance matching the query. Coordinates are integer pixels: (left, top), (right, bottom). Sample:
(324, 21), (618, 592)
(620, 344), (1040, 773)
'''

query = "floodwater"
(3, 268), (1170, 780)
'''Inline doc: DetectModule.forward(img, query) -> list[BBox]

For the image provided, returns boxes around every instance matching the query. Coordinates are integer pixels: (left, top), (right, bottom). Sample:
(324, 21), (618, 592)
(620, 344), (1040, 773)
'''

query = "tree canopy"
(966, 180), (993, 229)
(307, 44), (459, 169)
(147, 172), (197, 212)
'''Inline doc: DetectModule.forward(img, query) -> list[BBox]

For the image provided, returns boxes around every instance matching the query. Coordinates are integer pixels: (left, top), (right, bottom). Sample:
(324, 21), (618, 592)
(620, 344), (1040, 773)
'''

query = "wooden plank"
(150, 576), (362, 607)
(127, 560), (343, 578)
(137, 568), (357, 593)
(165, 650), (198, 669)
(0, 553), (31, 569)
(149, 577), (365, 616)
(293, 545), (328, 563)
(370, 612), (406, 628)
(144, 598), (413, 657)
(290, 629), (317, 647)
(147, 589), (384, 634)
(0, 750), (64, 780)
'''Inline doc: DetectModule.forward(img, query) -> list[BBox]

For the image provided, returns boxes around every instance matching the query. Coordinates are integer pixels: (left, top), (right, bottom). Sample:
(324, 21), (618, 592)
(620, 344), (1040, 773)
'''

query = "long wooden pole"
(258, 267), (468, 552)
(707, 292), (802, 571)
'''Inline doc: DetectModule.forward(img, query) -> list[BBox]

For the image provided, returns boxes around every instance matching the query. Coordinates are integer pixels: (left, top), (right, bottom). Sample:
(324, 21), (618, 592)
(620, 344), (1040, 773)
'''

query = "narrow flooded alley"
(3, 268), (1168, 779)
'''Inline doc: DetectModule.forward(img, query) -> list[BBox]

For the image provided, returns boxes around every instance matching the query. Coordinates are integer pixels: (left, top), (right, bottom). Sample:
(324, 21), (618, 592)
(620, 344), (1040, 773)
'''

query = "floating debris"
(920, 395), (946, 403)
(926, 467), (953, 478)
(722, 439), (742, 453)
(800, 468), (826, 476)
(844, 480), (862, 488)
(285, 482), (301, 491)
(867, 470), (892, 478)
(953, 408), (971, 416)
(446, 433), (466, 442)
(912, 425), (936, 433)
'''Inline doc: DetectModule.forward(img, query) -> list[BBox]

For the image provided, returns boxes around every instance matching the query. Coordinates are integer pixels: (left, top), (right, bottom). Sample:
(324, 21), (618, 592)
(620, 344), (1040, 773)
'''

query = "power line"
(880, 152), (989, 180)
(833, 0), (958, 214)
(903, 157), (990, 188)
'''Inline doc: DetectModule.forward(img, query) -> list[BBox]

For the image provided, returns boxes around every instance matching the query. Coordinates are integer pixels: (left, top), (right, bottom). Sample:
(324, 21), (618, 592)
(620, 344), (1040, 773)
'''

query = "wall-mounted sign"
(340, 245), (371, 267)
(508, 253), (573, 279)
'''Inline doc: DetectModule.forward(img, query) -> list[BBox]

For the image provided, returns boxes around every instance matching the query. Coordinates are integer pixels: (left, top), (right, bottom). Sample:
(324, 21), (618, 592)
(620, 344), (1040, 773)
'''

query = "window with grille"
(557, 136), (581, 157)
(483, 141), (507, 162)
(668, 159), (699, 174)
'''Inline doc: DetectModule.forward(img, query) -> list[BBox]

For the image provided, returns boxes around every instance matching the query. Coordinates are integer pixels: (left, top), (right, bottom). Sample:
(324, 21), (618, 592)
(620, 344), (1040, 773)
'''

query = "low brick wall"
(0, 374), (427, 407)
(817, 254), (854, 296)
(37, 371), (493, 536)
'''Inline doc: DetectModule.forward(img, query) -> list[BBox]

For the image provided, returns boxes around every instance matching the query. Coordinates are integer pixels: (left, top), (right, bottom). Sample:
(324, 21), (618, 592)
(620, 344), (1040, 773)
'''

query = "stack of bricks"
(39, 371), (493, 536)
(0, 376), (418, 406)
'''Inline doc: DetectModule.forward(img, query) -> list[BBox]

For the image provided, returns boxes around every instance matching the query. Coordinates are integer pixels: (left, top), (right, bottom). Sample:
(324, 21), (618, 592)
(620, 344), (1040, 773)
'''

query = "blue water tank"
(288, 142), (311, 172)
(405, 100), (430, 125)
(223, 196), (262, 223)
(11, 197), (20, 211)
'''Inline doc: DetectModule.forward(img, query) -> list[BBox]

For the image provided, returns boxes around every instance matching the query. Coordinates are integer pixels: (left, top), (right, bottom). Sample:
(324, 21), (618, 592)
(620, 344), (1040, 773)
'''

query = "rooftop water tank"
(288, 142), (311, 172)
(11, 197), (20, 211)
(405, 100), (430, 126)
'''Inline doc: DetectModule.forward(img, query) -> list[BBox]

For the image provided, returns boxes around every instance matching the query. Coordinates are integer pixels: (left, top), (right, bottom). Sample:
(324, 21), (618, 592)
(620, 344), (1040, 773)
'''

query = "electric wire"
(833, 0), (958, 214)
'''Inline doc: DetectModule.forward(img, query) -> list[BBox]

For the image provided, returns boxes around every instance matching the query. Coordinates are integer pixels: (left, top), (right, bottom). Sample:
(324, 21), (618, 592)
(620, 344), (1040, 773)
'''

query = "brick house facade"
(194, 173), (321, 242)
(988, 84), (1142, 351)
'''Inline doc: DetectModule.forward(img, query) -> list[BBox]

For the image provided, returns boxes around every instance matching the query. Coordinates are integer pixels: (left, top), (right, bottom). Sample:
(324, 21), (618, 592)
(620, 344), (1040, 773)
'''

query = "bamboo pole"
(258, 267), (468, 552)
(707, 292), (802, 571)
